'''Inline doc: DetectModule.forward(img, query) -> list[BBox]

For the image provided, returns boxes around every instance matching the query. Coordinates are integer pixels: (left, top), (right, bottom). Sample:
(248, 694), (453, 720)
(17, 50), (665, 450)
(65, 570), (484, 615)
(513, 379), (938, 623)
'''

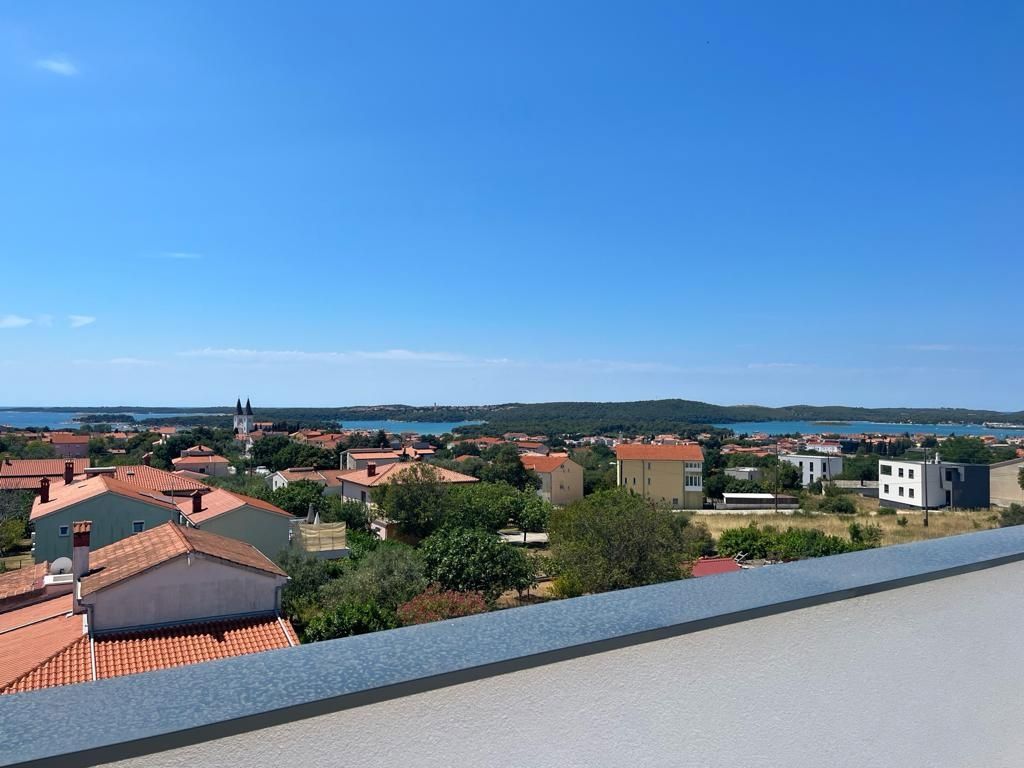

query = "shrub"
(397, 587), (487, 626)
(877, 507), (896, 516)
(820, 494), (857, 515)
(998, 503), (1024, 528)
(420, 527), (534, 602)
(717, 522), (853, 561)
(848, 522), (882, 549)
(896, 516), (909, 527)
(303, 600), (397, 642)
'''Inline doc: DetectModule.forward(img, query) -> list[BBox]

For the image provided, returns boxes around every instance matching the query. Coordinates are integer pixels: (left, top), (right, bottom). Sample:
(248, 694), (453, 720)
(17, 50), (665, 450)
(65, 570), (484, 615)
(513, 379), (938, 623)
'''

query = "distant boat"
(983, 422), (1024, 430)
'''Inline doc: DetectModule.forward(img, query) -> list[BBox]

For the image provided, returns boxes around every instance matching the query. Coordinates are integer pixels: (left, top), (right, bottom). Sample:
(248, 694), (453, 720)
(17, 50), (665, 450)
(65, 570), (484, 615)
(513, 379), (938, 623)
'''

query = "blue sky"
(1, 2), (1021, 409)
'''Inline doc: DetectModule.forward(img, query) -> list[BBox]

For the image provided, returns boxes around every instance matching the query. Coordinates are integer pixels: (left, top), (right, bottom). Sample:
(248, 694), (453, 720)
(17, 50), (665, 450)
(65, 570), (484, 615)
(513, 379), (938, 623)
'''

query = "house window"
(908, 469), (915, 479)
(908, 488), (915, 499)
(647, 477), (651, 485)
(883, 484), (889, 494)
(898, 487), (904, 496)
(59, 525), (70, 537)
(880, 465), (892, 476)
(132, 521), (145, 533)
(799, 461), (804, 470)
(672, 498), (679, 506)
(898, 468), (904, 478)
(647, 462), (651, 470)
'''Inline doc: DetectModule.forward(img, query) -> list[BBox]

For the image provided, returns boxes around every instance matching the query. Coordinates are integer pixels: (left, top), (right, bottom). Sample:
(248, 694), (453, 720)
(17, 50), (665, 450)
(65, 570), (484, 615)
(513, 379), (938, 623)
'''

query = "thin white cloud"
(747, 362), (807, 370)
(36, 314), (53, 327)
(0, 315), (32, 329)
(902, 344), (956, 352)
(68, 315), (96, 328)
(181, 348), (468, 364)
(34, 56), (78, 77)
(179, 347), (688, 374)
(73, 357), (160, 367)
(152, 252), (203, 260)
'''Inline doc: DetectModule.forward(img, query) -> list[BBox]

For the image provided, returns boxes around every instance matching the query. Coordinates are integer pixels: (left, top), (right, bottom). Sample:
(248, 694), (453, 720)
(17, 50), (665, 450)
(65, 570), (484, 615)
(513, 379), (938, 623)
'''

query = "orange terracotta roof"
(30, 475), (179, 521)
(0, 562), (48, 604)
(2, 614), (296, 695)
(172, 454), (230, 466)
(275, 467), (343, 486)
(86, 465), (210, 494)
(615, 443), (705, 461)
(338, 463), (478, 487)
(176, 488), (291, 525)
(515, 441), (546, 450)
(0, 458), (89, 478)
(0, 595), (84, 691)
(345, 451), (402, 460)
(48, 434), (90, 444)
(80, 522), (287, 598)
(520, 454), (572, 474)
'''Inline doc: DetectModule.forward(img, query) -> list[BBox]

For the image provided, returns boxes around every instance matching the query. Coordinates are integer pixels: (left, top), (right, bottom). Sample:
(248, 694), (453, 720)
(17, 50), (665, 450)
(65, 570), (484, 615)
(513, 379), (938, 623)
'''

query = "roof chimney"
(64, 460), (75, 485)
(367, 462), (377, 477)
(191, 489), (203, 517)
(39, 477), (50, 503)
(72, 520), (91, 585)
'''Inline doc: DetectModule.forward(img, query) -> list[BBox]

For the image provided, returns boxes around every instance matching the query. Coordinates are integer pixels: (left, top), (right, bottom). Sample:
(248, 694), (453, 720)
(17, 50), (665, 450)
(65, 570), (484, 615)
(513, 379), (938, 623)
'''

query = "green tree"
(319, 496), (370, 530)
(935, 436), (992, 464)
(270, 479), (325, 517)
(372, 463), (449, 539)
(0, 517), (25, 555)
(479, 444), (541, 491)
(1018, 466), (1024, 492)
(511, 495), (551, 543)
(547, 488), (687, 597)
(318, 544), (426, 614)
(420, 527), (533, 602)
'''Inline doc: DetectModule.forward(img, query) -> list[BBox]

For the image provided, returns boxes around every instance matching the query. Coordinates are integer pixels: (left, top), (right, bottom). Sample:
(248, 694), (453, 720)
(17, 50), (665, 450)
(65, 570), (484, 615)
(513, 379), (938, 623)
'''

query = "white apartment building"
(779, 454), (844, 487)
(878, 459), (990, 510)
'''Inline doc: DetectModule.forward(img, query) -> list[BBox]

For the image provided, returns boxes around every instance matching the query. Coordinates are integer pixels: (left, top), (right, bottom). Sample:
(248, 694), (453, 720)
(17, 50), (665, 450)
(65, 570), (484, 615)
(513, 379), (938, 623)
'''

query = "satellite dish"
(51, 557), (73, 575)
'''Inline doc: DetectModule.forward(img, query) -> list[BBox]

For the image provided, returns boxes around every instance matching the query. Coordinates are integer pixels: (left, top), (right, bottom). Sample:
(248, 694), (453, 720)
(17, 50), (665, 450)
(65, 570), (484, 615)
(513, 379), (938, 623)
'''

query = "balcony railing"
(3, 526), (1024, 767)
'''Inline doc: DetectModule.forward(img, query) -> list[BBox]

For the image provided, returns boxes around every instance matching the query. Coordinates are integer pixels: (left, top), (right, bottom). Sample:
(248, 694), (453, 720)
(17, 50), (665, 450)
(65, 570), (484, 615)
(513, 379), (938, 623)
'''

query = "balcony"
(3, 526), (1024, 767)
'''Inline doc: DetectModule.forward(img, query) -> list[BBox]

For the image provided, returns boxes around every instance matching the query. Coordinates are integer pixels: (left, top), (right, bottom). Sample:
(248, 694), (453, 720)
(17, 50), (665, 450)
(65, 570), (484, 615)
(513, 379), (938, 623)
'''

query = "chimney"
(367, 462), (377, 477)
(39, 477), (50, 503)
(191, 490), (203, 517)
(306, 502), (316, 524)
(142, 452), (152, 466)
(64, 460), (75, 485)
(72, 520), (91, 581)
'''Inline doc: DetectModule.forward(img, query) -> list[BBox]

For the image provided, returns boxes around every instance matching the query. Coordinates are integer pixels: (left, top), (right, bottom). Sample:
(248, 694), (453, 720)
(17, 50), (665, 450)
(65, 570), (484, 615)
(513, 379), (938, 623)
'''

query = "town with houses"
(2, 397), (1024, 700)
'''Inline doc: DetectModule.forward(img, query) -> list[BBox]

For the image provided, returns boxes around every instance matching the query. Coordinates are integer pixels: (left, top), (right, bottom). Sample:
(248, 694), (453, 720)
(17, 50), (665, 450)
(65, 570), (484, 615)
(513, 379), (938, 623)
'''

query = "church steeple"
(235, 398), (243, 416)
(244, 398), (253, 416)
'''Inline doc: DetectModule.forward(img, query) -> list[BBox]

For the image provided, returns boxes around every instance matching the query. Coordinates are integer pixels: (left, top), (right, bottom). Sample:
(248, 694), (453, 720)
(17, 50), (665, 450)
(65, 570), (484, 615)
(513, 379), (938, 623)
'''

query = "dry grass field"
(693, 504), (999, 548)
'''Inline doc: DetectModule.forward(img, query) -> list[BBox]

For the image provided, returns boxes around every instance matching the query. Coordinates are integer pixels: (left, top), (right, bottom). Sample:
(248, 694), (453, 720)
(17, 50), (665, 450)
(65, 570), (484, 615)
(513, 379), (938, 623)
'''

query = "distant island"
(5, 399), (1023, 436)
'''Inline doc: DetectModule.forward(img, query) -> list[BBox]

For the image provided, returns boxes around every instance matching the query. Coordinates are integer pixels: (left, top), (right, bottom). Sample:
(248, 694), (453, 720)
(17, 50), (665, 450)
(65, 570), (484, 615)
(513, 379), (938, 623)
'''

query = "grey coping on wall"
(4, 525), (1024, 767)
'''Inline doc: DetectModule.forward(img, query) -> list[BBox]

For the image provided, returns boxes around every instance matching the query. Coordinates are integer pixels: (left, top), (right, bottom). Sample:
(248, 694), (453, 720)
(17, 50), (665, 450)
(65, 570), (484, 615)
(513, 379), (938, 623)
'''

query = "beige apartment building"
(520, 454), (584, 506)
(615, 443), (704, 509)
(989, 457), (1024, 508)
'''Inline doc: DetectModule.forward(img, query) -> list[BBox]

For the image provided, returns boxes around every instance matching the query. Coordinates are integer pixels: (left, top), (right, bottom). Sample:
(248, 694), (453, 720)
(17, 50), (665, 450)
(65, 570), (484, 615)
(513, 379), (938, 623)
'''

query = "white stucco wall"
(106, 560), (1024, 768)
(86, 555), (285, 632)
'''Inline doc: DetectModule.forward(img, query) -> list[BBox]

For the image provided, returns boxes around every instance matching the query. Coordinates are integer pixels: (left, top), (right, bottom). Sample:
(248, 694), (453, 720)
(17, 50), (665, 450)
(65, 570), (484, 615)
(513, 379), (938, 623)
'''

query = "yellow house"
(615, 443), (704, 509)
(520, 454), (584, 506)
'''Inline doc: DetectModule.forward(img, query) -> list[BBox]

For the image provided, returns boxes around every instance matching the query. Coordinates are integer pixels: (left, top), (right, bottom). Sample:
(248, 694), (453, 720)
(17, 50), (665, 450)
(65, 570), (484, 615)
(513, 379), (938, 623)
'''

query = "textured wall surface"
(107, 560), (1024, 768)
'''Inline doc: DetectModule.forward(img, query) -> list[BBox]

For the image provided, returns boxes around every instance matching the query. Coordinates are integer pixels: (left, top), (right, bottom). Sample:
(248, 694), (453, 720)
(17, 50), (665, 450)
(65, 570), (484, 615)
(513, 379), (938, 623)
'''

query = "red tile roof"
(86, 465), (210, 494)
(29, 475), (180, 521)
(275, 467), (343, 486)
(80, 522), (287, 597)
(172, 454), (230, 467)
(0, 562), (48, 605)
(0, 595), (84, 691)
(47, 434), (90, 444)
(0, 458), (88, 478)
(176, 488), (291, 525)
(520, 455), (572, 474)
(2, 614), (296, 695)
(338, 463), (478, 487)
(690, 557), (743, 577)
(615, 443), (705, 462)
